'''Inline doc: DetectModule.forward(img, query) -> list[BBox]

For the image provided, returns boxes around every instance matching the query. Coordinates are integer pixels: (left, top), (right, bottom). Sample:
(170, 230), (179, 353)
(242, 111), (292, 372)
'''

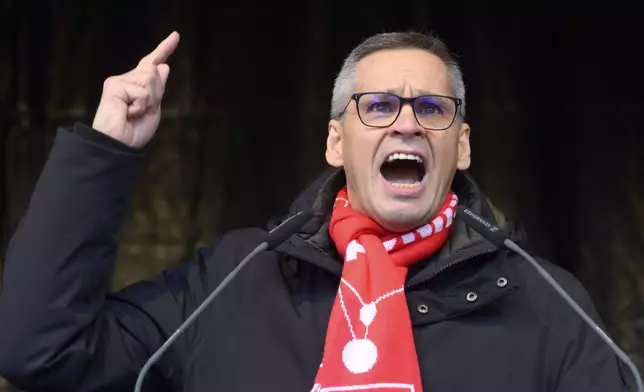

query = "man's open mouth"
(380, 153), (426, 188)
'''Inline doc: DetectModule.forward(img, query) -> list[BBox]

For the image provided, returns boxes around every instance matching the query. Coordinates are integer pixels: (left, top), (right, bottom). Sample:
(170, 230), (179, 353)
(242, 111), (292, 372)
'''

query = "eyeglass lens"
(357, 93), (456, 129)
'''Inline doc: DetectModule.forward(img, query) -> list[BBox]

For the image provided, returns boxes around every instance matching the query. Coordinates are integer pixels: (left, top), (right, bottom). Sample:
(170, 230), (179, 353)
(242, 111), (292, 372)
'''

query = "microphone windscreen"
(265, 210), (313, 249)
(456, 206), (509, 248)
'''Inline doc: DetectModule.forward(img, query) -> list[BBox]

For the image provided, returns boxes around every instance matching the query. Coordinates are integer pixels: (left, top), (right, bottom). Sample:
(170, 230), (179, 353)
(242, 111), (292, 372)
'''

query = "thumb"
(157, 64), (171, 85)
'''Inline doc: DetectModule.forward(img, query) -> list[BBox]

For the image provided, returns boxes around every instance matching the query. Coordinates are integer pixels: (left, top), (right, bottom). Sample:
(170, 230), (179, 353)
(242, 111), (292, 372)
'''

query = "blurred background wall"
(1, 0), (643, 390)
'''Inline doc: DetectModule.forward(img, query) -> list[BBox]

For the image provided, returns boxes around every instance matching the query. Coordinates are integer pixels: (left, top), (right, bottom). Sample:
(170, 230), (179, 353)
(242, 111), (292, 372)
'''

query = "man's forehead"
(354, 49), (451, 95)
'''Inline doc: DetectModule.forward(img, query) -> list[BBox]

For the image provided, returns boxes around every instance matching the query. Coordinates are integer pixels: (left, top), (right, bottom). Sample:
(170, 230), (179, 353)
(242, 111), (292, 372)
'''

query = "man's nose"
(389, 104), (424, 137)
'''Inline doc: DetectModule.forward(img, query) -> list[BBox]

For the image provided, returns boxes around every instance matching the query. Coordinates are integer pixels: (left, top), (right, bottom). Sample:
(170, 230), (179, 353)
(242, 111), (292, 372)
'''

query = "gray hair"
(331, 31), (466, 122)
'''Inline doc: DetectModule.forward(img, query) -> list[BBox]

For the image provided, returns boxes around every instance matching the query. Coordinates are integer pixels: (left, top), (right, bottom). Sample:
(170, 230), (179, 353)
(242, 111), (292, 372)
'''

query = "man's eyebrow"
(382, 88), (439, 96)
(414, 88), (436, 95)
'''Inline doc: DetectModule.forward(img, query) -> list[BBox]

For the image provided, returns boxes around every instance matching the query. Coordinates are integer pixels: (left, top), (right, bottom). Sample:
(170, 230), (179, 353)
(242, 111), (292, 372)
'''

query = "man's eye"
(416, 102), (444, 116)
(367, 102), (394, 113)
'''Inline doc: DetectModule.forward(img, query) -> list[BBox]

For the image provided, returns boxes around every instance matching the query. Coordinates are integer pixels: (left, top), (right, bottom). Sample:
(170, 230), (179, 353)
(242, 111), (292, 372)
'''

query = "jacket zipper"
(404, 246), (497, 289)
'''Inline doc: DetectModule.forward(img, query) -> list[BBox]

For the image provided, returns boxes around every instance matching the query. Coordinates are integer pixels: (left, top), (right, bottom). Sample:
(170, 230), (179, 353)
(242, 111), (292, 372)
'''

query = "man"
(0, 31), (630, 391)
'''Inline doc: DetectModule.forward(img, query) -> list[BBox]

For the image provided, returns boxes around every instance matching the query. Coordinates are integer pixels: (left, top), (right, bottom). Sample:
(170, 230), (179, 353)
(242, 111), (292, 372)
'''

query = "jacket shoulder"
(512, 253), (600, 323)
(200, 227), (270, 265)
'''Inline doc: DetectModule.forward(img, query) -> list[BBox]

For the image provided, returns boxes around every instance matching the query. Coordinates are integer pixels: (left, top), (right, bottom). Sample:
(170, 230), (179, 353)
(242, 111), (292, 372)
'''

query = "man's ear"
(456, 122), (471, 170)
(326, 119), (343, 167)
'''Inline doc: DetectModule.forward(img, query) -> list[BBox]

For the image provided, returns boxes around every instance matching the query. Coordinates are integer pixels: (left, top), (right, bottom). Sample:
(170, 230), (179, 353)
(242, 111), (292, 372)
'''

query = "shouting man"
(0, 31), (629, 391)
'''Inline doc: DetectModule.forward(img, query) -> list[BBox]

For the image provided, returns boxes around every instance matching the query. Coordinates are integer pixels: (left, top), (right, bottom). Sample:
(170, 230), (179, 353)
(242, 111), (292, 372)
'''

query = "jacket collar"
(271, 166), (525, 277)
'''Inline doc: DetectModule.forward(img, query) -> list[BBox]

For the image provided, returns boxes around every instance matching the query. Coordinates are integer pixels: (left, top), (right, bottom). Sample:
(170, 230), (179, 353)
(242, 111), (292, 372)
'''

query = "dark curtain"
(1, 1), (643, 390)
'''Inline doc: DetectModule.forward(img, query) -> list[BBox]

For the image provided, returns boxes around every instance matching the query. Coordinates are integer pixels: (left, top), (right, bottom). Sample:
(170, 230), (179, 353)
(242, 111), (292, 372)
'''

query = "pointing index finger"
(138, 31), (180, 66)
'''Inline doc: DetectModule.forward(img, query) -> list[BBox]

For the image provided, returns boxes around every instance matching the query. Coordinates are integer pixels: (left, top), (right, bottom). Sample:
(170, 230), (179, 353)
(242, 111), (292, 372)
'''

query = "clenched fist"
(92, 32), (180, 148)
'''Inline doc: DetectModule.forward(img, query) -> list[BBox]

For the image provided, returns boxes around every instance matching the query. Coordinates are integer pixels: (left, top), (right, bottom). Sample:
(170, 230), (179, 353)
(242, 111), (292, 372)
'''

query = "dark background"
(1, 0), (643, 390)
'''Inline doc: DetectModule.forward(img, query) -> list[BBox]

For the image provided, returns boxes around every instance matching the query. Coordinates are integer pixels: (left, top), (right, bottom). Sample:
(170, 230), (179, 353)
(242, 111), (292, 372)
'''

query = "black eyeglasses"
(339, 92), (462, 131)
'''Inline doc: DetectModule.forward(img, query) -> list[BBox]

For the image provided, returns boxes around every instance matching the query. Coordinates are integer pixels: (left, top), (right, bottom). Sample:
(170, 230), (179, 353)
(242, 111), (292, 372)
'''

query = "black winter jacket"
(0, 123), (630, 392)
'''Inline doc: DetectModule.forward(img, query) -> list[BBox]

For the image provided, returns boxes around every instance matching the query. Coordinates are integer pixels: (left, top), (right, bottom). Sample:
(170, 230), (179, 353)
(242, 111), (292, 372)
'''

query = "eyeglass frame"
(337, 92), (463, 131)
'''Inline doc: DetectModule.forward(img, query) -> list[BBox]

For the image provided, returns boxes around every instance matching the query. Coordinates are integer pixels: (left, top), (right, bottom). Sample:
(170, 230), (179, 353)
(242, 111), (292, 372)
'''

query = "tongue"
(381, 166), (420, 184)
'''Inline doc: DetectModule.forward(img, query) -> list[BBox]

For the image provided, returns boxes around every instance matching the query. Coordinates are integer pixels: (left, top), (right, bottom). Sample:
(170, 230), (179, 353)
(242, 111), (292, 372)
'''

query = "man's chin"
(370, 205), (429, 233)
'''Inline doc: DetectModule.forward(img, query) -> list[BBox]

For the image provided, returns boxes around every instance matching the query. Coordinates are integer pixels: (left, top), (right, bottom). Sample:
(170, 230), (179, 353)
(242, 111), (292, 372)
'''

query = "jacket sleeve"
(0, 124), (210, 391)
(548, 266), (631, 392)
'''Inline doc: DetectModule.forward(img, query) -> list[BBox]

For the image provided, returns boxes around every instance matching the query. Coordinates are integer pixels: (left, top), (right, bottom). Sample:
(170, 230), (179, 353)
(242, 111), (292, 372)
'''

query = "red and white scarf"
(311, 187), (458, 392)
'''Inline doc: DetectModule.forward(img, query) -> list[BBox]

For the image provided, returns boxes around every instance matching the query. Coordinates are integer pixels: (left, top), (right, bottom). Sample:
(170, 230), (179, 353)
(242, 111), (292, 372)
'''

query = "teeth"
(389, 181), (422, 189)
(386, 153), (423, 163)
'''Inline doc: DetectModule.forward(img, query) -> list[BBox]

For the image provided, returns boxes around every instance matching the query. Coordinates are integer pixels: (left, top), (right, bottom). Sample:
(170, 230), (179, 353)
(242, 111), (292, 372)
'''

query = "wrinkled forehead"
(355, 49), (452, 97)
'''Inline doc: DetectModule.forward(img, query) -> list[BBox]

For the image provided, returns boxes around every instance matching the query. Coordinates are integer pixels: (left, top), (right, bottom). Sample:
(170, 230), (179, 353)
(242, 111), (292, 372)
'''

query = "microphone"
(134, 209), (313, 392)
(456, 206), (643, 392)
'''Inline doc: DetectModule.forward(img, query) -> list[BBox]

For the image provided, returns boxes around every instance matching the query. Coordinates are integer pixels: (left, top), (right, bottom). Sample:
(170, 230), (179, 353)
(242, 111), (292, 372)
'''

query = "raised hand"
(91, 31), (180, 148)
